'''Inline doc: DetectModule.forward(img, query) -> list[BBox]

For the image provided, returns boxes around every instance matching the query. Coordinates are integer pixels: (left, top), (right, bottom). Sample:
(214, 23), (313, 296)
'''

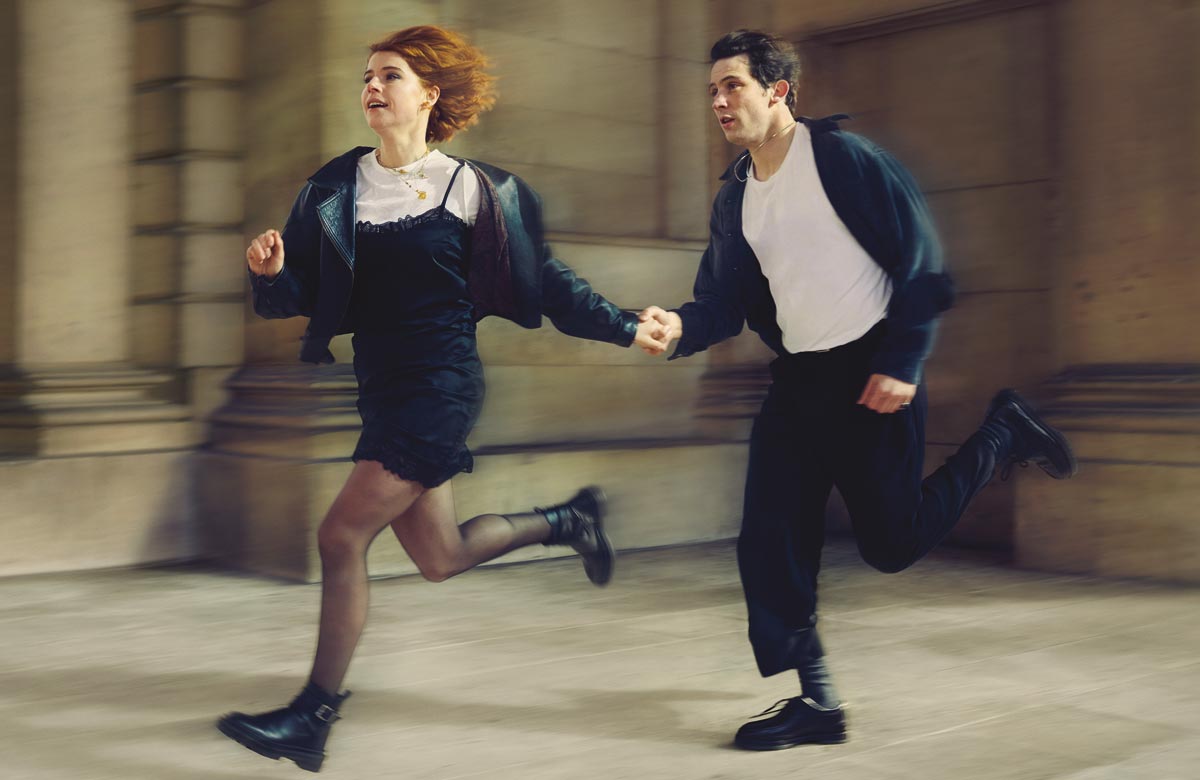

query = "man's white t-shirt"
(742, 124), (892, 353)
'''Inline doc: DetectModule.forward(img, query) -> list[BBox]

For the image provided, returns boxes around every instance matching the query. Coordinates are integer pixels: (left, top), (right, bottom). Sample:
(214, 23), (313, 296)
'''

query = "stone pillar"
(132, 0), (247, 418)
(1015, 0), (1200, 584)
(17, 0), (132, 367)
(0, 2), (18, 365)
(0, 0), (196, 576)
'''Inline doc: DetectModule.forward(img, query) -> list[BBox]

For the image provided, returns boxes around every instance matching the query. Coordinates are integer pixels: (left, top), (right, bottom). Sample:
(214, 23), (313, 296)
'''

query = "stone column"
(16, 0), (132, 368)
(132, 0), (247, 418)
(1015, 0), (1200, 584)
(0, 0), (196, 576)
(0, 2), (19, 365)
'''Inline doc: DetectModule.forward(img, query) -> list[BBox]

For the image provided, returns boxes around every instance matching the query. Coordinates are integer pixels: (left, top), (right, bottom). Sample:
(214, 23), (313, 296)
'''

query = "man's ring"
(900, 402), (910, 409)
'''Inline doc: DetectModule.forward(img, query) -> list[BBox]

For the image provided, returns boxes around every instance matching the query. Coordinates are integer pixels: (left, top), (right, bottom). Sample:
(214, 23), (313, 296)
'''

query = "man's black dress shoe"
(984, 389), (1078, 479)
(734, 696), (847, 751)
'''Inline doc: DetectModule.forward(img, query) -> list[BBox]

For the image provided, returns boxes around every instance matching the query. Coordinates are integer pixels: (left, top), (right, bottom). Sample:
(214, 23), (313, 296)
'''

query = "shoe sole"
(734, 731), (848, 750)
(217, 717), (325, 772)
(577, 486), (615, 587)
(991, 389), (1079, 479)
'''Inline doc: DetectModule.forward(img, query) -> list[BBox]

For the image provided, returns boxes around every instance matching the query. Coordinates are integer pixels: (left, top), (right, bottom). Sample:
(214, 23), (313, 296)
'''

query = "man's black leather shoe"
(217, 683), (351, 772)
(734, 696), (847, 751)
(984, 389), (1078, 479)
(539, 486), (614, 586)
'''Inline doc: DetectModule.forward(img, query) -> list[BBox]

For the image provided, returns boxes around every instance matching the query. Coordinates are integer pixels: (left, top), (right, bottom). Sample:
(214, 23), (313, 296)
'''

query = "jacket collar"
(719, 113), (851, 182)
(308, 146), (374, 190)
(306, 146), (371, 271)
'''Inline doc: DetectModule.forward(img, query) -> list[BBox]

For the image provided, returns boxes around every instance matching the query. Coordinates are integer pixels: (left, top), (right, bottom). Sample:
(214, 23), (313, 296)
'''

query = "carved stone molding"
(0, 366), (196, 457)
(1035, 364), (1200, 466)
(797, 0), (1052, 45)
(207, 364), (360, 460)
(1015, 363), (1199, 584)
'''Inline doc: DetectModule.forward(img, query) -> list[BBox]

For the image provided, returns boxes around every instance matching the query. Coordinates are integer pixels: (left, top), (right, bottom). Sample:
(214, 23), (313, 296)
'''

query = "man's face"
(709, 55), (775, 148)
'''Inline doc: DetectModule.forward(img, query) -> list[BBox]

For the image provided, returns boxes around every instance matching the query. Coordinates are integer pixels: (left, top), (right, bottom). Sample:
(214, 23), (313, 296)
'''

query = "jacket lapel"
(316, 186), (355, 271)
(308, 146), (371, 271)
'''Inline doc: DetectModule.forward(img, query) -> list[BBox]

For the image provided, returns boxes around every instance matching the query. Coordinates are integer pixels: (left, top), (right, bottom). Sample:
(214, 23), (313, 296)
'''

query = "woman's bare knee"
(318, 462), (425, 563)
(317, 516), (369, 563)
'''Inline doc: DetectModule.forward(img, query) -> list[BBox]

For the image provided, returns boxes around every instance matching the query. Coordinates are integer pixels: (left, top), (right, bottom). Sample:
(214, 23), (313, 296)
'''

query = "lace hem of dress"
(352, 436), (474, 489)
(357, 209), (468, 234)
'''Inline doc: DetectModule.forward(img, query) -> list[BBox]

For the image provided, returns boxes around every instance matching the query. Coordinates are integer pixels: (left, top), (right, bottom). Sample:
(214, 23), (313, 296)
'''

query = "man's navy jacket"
(671, 115), (955, 386)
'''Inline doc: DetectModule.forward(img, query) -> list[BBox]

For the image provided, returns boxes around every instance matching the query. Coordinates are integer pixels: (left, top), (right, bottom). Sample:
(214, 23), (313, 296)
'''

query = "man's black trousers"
(737, 322), (999, 677)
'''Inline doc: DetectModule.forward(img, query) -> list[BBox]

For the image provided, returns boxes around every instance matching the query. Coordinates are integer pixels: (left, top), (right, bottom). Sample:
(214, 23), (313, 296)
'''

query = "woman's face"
(362, 51), (435, 135)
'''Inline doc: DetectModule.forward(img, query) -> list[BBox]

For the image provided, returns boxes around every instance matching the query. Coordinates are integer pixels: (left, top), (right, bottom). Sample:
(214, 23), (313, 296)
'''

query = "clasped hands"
(633, 305), (683, 357)
(635, 305), (915, 414)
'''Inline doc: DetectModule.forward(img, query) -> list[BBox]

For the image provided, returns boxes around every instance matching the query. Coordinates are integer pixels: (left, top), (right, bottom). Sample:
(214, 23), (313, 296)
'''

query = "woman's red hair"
(369, 26), (497, 143)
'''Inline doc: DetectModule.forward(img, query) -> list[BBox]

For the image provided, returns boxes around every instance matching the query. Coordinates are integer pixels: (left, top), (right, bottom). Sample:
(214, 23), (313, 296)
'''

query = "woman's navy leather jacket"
(250, 147), (639, 364)
(671, 115), (955, 385)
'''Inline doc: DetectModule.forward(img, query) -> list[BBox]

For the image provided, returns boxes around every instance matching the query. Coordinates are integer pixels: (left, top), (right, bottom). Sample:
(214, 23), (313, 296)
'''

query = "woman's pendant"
(417, 190), (428, 200)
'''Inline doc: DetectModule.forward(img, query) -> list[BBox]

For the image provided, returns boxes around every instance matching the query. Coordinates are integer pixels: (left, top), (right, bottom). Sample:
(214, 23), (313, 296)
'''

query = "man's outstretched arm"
(642, 207), (746, 358)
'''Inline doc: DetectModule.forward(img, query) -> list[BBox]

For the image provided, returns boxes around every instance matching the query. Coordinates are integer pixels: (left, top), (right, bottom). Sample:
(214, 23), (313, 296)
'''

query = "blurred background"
(0, 0), (1196, 584)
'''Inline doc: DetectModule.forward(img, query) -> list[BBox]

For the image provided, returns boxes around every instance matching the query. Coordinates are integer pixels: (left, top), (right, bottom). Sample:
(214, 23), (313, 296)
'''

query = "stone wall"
(1015, 0), (1199, 584)
(2, 0), (1194, 584)
(0, 1), (198, 576)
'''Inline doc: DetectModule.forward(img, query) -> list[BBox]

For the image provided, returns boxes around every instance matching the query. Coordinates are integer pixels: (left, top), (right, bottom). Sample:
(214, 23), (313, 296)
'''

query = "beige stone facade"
(1, 0), (1195, 583)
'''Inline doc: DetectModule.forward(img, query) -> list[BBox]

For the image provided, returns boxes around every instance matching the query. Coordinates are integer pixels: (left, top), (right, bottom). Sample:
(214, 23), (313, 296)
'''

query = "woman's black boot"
(217, 682), (351, 773)
(538, 486), (615, 586)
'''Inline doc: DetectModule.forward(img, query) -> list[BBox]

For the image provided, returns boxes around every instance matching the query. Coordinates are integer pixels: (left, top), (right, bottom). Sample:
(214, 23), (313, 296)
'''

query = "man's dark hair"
(710, 30), (800, 112)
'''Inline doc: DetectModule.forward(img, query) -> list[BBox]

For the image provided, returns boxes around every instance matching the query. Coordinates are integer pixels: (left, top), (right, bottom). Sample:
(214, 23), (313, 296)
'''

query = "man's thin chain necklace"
(755, 121), (796, 152)
(375, 147), (432, 200)
(729, 121), (796, 182)
(746, 122), (797, 180)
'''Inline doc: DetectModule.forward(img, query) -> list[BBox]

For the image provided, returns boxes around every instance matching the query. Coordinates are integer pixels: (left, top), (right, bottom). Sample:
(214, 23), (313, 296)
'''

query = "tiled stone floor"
(1, 540), (1197, 779)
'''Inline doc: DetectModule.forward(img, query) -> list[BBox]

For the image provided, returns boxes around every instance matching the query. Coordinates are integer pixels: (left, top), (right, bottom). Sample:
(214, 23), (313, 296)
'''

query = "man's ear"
(770, 79), (790, 105)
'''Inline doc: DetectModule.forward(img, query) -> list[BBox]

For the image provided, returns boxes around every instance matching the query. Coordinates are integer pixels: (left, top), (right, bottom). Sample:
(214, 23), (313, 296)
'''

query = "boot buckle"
(314, 704), (339, 723)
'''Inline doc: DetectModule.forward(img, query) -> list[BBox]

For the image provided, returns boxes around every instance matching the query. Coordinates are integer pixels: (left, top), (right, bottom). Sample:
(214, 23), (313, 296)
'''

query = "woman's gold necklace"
(375, 148), (432, 200)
